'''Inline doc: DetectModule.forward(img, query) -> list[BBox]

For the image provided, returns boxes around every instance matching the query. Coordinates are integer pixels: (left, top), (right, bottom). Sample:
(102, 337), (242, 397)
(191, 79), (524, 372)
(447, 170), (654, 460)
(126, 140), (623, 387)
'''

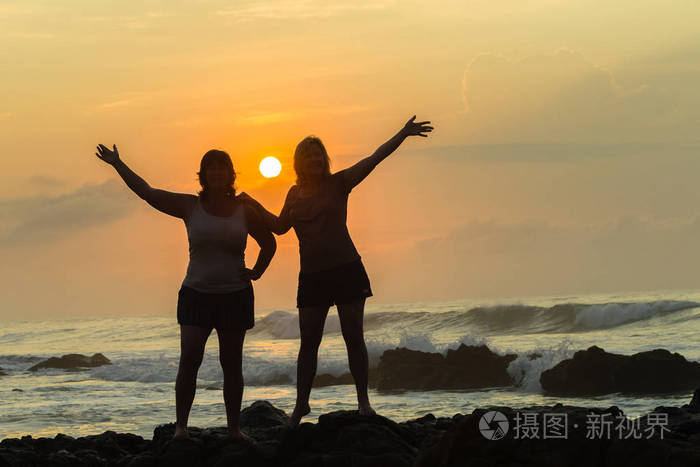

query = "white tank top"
(181, 198), (249, 293)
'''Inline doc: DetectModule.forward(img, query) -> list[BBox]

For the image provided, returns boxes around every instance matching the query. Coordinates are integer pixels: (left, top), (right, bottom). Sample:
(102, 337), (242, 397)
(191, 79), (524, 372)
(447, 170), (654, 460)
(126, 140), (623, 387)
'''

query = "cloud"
(463, 49), (619, 113)
(0, 4), (49, 17)
(373, 215), (700, 300)
(167, 103), (371, 128)
(27, 174), (68, 188)
(96, 99), (138, 110)
(83, 90), (168, 116)
(214, 0), (395, 21)
(234, 111), (297, 126)
(461, 49), (697, 143)
(2, 32), (53, 39)
(0, 180), (138, 246)
(402, 142), (681, 163)
(231, 104), (370, 126)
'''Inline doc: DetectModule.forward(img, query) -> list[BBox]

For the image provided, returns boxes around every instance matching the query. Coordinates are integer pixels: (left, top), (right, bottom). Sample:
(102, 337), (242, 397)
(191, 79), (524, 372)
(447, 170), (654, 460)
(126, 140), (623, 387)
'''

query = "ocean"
(2, 289), (699, 440)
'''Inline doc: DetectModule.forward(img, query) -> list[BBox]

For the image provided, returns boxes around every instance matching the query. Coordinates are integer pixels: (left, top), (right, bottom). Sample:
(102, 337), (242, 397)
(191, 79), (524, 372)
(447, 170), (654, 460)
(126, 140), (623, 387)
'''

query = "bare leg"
(174, 325), (212, 440)
(337, 298), (375, 416)
(288, 305), (330, 427)
(216, 326), (251, 440)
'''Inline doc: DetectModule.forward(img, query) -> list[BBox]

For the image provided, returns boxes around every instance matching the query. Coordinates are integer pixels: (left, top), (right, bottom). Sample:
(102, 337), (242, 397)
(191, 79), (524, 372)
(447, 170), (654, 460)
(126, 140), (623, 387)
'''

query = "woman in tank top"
(244, 116), (432, 425)
(94, 145), (276, 441)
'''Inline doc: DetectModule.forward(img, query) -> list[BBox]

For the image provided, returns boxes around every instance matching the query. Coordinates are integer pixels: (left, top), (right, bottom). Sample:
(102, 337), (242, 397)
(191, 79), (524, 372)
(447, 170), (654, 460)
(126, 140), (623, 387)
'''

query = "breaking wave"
(251, 300), (700, 338)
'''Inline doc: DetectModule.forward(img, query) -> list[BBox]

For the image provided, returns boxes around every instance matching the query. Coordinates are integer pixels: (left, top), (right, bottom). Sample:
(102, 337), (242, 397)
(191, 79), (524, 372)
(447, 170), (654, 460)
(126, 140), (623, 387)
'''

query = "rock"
(376, 344), (517, 390)
(45, 450), (80, 466)
(153, 423), (185, 446)
(264, 373), (293, 385)
(377, 348), (444, 391)
(61, 430), (148, 462)
(313, 372), (355, 387)
(0, 449), (40, 466)
(540, 346), (700, 395)
(399, 413), (448, 451)
(73, 448), (108, 466)
(540, 345), (623, 395)
(416, 405), (625, 467)
(12, 388), (23, 392)
(152, 423), (272, 467)
(240, 400), (289, 429)
(274, 410), (418, 467)
(688, 387), (700, 413)
(156, 438), (205, 467)
(54, 433), (76, 452)
(27, 353), (112, 372)
(444, 344), (517, 387)
(33, 436), (61, 454)
(604, 438), (672, 467)
(313, 368), (380, 388)
(317, 411), (414, 441)
(210, 440), (271, 467)
(69, 431), (128, 459)
(4, 397), (700, 466)
(123, 453), (158, 466)
(113, 433), (150, 454)
(616, 349), (700, 393)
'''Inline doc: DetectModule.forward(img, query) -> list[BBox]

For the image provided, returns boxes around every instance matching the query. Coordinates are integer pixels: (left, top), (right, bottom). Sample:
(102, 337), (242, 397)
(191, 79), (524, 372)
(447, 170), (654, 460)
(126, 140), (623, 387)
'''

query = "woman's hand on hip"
(240, 267), (262, 281)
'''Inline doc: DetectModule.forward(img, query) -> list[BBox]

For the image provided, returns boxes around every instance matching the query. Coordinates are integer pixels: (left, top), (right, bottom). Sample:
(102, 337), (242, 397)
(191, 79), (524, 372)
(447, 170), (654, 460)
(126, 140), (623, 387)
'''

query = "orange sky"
(2, 1), (700, 318)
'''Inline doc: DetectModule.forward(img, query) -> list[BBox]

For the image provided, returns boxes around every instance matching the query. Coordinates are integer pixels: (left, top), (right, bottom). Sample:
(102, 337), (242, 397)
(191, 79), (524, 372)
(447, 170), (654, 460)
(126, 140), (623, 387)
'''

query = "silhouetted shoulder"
(235, 192), (258, 205)
(331, 169), (352, 194)
(181, 194), (199, 219)
(242, 202), (262, 227)
(283, 185), (301, 203)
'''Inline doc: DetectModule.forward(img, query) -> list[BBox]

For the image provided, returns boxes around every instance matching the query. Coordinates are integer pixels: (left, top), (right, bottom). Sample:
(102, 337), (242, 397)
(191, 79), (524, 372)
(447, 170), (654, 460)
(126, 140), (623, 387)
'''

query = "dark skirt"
(177, 285), (255, 330)
(297, 259), (373, 308)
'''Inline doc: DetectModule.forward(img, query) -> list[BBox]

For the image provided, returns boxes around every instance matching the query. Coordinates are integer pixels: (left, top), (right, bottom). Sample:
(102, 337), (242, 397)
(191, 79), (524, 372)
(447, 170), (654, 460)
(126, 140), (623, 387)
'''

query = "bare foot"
(172, 425), (189, 440)
(227, 430), (254, 443)
(358, 402), (376, 417)
(287, 404), (310, 427)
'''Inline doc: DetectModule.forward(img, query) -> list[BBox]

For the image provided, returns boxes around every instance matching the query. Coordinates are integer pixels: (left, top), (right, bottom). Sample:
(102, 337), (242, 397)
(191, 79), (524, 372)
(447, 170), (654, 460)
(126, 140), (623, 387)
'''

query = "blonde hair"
(293, 136), (331, 186)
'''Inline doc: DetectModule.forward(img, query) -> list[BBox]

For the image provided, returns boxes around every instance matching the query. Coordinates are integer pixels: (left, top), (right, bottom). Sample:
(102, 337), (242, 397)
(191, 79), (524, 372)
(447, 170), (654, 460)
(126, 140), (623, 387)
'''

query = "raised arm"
(238, 187), (296, 236)
(240, 204), (277, 281)
(341, 116), (433, 192)
(95, 144), (196, 219)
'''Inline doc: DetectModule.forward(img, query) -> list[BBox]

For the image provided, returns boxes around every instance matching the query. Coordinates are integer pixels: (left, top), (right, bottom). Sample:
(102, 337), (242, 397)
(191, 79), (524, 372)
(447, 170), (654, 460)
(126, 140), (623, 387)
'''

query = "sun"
(259, 156), (282, 178)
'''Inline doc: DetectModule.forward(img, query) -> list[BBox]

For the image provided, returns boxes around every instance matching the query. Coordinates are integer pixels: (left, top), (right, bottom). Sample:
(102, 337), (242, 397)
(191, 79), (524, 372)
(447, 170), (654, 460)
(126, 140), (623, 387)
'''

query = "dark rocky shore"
(3, 393), (700, 467)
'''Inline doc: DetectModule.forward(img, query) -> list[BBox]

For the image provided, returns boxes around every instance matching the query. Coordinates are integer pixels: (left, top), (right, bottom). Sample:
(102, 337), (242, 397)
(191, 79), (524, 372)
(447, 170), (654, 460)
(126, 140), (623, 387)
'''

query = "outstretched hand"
(95, 144), (120, 165)
(401, 116), (433, 138)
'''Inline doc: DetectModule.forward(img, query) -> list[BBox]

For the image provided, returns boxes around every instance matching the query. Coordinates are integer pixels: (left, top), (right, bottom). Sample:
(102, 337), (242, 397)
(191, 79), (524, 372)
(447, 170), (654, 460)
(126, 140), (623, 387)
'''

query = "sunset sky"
(2, 1), (700, 319)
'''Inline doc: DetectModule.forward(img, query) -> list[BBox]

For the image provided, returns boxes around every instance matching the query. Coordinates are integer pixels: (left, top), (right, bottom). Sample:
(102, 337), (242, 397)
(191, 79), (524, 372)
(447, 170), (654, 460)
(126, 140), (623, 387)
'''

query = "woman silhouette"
(245, 116), (432, 425)
(95, 145), (276, 440)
